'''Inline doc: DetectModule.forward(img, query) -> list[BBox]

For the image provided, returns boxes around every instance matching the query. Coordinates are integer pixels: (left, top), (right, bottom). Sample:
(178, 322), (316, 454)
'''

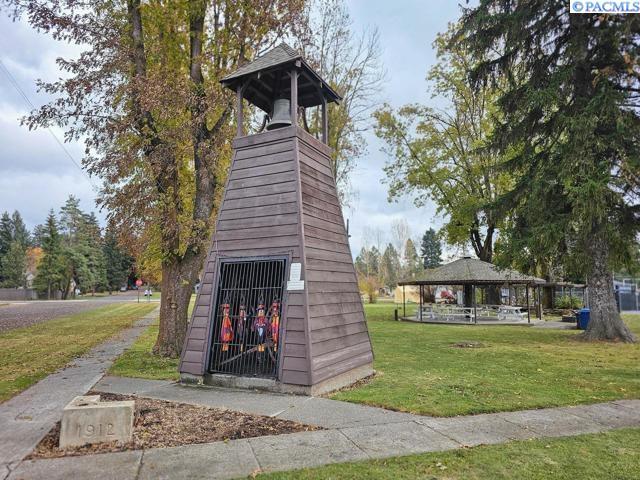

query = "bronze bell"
(266, 98), (292, 131)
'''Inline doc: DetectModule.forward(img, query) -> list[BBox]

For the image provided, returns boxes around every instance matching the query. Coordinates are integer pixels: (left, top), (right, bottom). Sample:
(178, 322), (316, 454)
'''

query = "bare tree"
(362, 226), (385, 253)
(390, 219), (410, 263)
(297, 0), (385, 205)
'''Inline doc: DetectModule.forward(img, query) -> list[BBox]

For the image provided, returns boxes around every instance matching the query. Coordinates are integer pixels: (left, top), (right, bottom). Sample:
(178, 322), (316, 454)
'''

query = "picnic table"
(497, 305), (527, 322)
(417, 304), (474, 323)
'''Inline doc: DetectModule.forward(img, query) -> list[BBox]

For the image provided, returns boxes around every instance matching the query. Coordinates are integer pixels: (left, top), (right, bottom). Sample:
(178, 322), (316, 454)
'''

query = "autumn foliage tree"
(374, 24), (511, 263)
(6, 0), (307, 356)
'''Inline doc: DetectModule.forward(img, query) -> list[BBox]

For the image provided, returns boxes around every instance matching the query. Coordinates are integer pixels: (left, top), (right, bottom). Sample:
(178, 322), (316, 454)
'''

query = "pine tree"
(34, 210), (65, 299)
(31, 224), (47, 247)
(380, 243), (401, 288)
(0, 241), (27, 288)
(80, 213), (107, 295)
(368, 247), (381, 278)
(420, 228), (442, 269)
(403, 238), (421, 279)
(56, 197), (108, 297)
(59, 196), (84, 245)
(459, 2), (638, 342)
(11, 211), (31, 248)
(355, 247), (369, 277)
(0, 212), (12, 258)
(0, 211), (31, 286)
(103, 224), (131, 293)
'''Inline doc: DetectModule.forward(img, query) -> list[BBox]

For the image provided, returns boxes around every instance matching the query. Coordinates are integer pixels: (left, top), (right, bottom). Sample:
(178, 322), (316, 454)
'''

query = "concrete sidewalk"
(0, 308), (158, 479)
(6, 375), (640, 480)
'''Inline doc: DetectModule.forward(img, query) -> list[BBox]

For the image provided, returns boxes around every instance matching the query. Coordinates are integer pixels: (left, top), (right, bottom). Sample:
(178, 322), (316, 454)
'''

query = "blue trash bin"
(577, 308), (591, 330)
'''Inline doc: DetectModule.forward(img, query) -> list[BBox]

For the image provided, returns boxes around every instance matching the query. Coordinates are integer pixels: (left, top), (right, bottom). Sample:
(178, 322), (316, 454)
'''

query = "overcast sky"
(0, 0), (468, 255)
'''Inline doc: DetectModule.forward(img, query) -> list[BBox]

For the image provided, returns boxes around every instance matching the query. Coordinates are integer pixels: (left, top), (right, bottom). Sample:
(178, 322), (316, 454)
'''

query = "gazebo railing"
(415, 303), (530, 323)
(416, 304), (474, 323)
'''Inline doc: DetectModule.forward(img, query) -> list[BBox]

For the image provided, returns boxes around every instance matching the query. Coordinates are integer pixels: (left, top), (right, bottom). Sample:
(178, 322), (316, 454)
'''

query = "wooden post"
(236, 84), (244, 138)
(537, 285), (543, 320)
(403, 285), (406, 318)
(419, 284), (423, 321)
(526, 284), (531, 323)
(290, 68), (298, 127)
(473, 284), (477, 324)
(321, 96), (328, 144)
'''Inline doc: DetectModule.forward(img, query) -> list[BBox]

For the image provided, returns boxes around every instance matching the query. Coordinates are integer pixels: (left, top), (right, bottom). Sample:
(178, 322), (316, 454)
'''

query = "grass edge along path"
(108, 302), (639, 417)
(257, 427), (640, 480)
(0, 302), (157, 403)
(109, 321), (180, 380)
(332, 305), (640, 416)
(109, 296), (194, 380)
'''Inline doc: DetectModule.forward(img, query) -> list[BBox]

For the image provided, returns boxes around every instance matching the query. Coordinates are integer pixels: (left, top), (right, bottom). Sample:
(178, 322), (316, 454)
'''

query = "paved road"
(0, 291), (159, 333)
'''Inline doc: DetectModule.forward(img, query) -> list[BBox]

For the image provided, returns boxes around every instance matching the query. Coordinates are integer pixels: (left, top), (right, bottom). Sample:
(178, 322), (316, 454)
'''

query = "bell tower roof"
(220, 42), (341, 114)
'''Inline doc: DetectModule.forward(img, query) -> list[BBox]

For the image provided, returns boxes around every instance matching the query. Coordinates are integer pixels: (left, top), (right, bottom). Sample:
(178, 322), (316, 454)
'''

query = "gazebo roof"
(398, 257), (545, 286)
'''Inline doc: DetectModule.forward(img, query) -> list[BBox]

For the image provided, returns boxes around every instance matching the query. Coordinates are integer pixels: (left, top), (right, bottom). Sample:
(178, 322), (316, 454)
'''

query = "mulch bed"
(27, 391), (319, 459)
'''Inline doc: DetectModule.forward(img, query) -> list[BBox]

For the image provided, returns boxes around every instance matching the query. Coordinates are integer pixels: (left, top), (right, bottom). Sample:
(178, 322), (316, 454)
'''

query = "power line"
(0, 57), (99, 192)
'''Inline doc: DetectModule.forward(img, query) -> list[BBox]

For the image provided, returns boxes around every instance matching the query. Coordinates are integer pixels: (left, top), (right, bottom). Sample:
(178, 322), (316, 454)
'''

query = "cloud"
(344, 0), (465, 254)
(0, 0), (466, 251)
(0, 103), (87, 175)
(0, 170), (102, 229)
(0, 16), (97, 229)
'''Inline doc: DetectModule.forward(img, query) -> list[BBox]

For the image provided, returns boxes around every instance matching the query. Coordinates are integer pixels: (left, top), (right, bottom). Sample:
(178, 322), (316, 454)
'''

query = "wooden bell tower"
(179, 43), (373, 395)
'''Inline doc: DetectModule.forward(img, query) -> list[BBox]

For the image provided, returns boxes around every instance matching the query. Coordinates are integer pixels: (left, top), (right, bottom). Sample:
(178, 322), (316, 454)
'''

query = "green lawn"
(0, 303), (157, 403)
(258, 427), (640, 480)
(332, 304), (640, 416)
(108, 300), (639, 417)
(108, 295), (195, 380)
(108, 320), (180, 380)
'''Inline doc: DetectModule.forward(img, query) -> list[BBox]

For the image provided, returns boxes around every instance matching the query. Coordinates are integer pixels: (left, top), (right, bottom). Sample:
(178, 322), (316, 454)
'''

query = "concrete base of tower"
(178, 362), (374, 396)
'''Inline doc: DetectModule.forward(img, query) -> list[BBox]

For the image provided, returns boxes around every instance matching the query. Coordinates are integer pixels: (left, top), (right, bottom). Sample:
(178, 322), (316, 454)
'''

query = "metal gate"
(209, 257), (287, 378)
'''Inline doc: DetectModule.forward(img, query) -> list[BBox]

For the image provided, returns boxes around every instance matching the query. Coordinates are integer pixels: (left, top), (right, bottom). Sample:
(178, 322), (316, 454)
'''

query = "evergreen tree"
(34, 210), (65, 299)
(459, 2), (638, 342)
(56, 197), (107, 296)
(79, 213), (107, 294)
(421, 228), (442, 269)
(59, 195), (84, 245)
(31, 223), (47, 247)
(403, 238), (421, 279)
(0, 211), (31, 286)
(355, 246), (380, 278)
(103, 224), (131, 293)
(0, 212), (12, 258)
(0, 241), (27, 288)
(355, 247), (369, 277)
(368, 246), (381, 278)
(380, 243), (401, 288)
(11, 211), (31, 248)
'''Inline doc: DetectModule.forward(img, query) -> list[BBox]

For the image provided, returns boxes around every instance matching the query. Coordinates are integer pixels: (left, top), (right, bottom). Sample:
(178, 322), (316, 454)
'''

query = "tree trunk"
(582, 233), (635, 342)
(153, 255), (202, 357)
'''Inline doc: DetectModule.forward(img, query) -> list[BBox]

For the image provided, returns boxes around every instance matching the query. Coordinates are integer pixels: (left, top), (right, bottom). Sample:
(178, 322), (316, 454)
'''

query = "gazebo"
(397, 257), (545, 325)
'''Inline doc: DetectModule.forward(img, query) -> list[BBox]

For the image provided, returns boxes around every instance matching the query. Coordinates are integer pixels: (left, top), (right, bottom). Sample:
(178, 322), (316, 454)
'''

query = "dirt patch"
(325, 372), (378, 397)
(451, 341), (487, 348)
(28, 391), (319, 459)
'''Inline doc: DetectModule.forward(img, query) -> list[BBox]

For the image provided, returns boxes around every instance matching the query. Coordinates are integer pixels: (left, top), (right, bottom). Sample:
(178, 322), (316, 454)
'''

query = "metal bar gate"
(209, 257), (287, 378)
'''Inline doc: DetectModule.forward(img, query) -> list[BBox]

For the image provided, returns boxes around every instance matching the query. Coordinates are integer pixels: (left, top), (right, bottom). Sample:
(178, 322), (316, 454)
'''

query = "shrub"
(556, 295), (583, 309)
